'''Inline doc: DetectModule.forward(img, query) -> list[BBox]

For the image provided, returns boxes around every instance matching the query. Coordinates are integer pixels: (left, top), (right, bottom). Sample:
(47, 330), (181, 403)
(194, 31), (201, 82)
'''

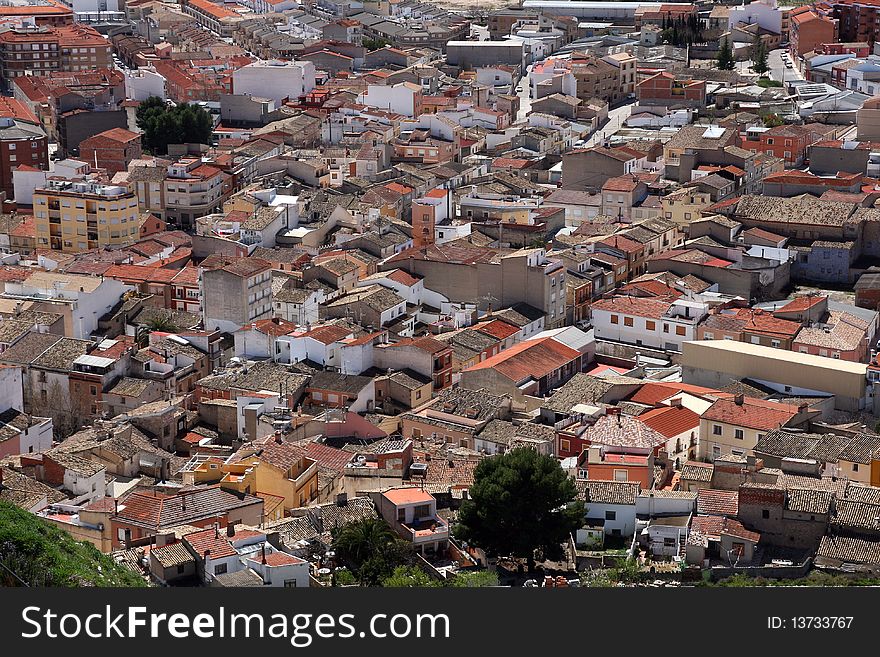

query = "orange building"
(790, 5), (838, 56)
(636, 71), (706, 107)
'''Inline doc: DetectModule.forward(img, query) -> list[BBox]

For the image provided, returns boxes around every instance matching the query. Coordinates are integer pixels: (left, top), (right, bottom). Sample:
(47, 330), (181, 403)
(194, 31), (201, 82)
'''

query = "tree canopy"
(716, 38), (735, 71)
(332, 518), (413, 586)
(454, 448), (584, 570)
(751, 34), (769, 76)
(135, 97), (213, 155)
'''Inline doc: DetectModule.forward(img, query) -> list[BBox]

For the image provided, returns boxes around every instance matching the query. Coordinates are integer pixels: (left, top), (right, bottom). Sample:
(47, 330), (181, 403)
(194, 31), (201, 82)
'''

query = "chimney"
(114, 498), (118, 516)
(227, 523), (235, 537)
(797, 402), (808, 413)
(275, 430), (283, 444)
(670, 397), (683, 408)
(336, 492), (348, 507)
(214, 523), (220, 539)
(734, 393), (744, 406)
(261, 543), (267, 565)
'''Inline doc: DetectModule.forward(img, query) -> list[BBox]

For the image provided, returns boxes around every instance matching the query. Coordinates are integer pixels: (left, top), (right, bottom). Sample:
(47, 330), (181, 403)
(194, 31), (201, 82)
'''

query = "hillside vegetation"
(0, 501), (148, 587)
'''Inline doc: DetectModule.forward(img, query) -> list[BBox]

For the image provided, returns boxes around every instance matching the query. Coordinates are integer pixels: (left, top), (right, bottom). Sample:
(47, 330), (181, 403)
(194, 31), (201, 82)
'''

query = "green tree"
(332, 518), (412, 586)
(448, 570), (500, 587)
(763, 112), (784, 127)
(751, 34), (769, 76)
(716, 38), (735, 71)
(135, 96), (213, 155)
(454, 448), (584, 571)
(362, 38), (389, 51)
(382, 566), (441, 588)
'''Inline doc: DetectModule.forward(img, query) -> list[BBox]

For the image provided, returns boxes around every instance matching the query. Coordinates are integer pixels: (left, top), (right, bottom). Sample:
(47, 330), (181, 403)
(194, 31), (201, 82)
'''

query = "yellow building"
(223, 442), (319, 513)
(661, 187), (713, 227)
(180, 438), (320, 516)
(33, 180), (143, 253)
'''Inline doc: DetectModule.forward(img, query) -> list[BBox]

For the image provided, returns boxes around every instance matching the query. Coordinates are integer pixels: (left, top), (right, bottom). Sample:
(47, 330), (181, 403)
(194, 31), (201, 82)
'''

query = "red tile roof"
(252, 551), (305, 566)
(639, 405), (700, 438)
(602, 176), (642, 192)
(702, 396), (800, 432)
(245, 317), (298, 337)
(302, 442), (351, 472)
(183, 527), (237, 559)
(300, 324), (352, 345)
(386, 269), (420, 287)
(463, 336), (581, 382)
(697, 488), (739, 516)
(473, 319), (520, 341)
(628, 381), (720, 406)
(600, 234), (644, 254)
(774, 295), (827, 314)
(591, 295), (672, 318)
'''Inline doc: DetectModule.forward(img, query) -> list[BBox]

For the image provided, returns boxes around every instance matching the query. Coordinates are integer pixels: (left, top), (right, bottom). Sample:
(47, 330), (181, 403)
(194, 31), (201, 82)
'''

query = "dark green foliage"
(135, 96), (213, 155)
(660, 12), (703, 47)
(716, 38), (735, 70)
(448, 569), (499, 587)
(454, 448), (584, 570)
(362, 38), (389, 51)
(751, 34), (769, 76)
(332, 518), (413, 586)
(381, 565), (441, 587)
(0, 501), (147, 587)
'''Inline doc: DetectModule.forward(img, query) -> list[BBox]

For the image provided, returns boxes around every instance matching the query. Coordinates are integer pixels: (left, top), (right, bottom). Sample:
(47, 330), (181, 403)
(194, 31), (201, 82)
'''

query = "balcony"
(401, 515), (449, 544)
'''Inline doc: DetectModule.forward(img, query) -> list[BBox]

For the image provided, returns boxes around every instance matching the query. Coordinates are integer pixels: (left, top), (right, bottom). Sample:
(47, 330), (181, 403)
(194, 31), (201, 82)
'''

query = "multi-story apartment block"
(200, 254), (273, 333)
(33, 179), (141, 253)
(162, 158), (231, 230)
(0, 25), (111, 90)
(0, 99), (49, 200)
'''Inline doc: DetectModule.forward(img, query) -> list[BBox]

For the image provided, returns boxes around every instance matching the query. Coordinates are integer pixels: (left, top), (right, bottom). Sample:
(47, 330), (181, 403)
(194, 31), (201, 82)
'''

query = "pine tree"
(751, 33), (769, 76)
(717, 37), (735, 71)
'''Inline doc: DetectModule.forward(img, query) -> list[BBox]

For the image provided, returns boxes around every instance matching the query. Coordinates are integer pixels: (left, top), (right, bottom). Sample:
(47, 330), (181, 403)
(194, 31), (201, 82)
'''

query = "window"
(771, 340), (780, 348)
(214, 563), (227, 575)
(610, 314), (619, 324)
(853, 463), (859, 472)
(750, 336), (760, 344)
(560, 439), (570, 452)
(762, 509), (770, 519)
(623, 316), (633, 327)
(645, 320), (656, 331)
(675, 325), (686, 336)
(397, 508), (406, 522)
(734, 429), (744, 440)
(713, 425), (722, 436)
(703, 331), (714, 339)
(177, 564), (186, 574)
(605, 510), (616, 521)
(613, 469), (627, 481)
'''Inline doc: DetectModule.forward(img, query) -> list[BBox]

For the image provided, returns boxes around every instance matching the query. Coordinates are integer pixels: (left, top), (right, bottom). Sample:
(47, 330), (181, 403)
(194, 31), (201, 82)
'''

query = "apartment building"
(162, 158), (231, 230)
(78, 128), (142, 175)
(0, 25), (111, 90)
(33, 179), (142, 253)
(200, 254), (273, 333)
(0, 99), (49, 200)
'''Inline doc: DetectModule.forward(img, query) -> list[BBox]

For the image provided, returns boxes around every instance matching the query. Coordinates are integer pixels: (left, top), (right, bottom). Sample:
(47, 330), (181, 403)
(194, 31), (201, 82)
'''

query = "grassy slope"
(0, 501), (148, 587)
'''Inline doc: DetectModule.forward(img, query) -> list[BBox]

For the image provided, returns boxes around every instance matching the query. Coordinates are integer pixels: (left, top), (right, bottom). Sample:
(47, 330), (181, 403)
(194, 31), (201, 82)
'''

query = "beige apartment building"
(33, 179), (142, 253)
(602, 52), (637, 102)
